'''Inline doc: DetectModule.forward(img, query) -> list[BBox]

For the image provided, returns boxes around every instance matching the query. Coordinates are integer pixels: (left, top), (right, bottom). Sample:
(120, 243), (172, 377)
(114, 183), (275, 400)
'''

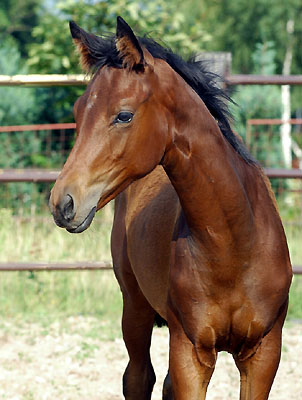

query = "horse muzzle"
(66, 206), (96, 233)
(49, 191), (97, 234)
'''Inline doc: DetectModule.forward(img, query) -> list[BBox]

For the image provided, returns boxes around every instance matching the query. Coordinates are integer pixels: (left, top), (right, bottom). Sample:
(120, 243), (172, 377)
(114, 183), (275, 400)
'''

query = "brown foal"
(49, 17), (292, 400)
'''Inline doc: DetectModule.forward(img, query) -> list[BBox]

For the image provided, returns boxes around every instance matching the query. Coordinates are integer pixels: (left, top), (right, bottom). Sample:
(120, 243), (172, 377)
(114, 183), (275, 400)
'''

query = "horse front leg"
(167, 308), (216, 400)
(162, 370), (173, 400)
(233, 300), (288, 400)
(121, 279), (156, 400)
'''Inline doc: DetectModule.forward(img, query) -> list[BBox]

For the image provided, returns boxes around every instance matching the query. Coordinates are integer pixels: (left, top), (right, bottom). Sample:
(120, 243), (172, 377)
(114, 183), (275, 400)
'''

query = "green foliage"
(0, 0), (40, 57)
(232, 43), (282, 167)
(0, 38), (52, 210)
(33, 86), (82, 123)
(0, 37), (39, 125)
(252, 42), (277, 75)
(201, 0), (302, 113)
(23, 0), (212, 130)
(27, 0), (211, 74)
(2, 0), (301, 125)
(202, 0), (302, 75)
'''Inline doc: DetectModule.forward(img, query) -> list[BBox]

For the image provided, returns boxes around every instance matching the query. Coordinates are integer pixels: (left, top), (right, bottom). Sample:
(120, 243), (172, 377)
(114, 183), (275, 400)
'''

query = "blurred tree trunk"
(280, 20), (294, 168)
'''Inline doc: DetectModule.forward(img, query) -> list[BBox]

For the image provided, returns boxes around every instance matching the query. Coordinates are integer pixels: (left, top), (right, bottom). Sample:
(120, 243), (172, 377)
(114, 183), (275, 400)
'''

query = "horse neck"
(161, 89), (256, 257)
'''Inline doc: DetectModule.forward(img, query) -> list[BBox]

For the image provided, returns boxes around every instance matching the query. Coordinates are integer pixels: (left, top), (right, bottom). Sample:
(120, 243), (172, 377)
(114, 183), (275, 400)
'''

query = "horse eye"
(115, 111), (134, 124)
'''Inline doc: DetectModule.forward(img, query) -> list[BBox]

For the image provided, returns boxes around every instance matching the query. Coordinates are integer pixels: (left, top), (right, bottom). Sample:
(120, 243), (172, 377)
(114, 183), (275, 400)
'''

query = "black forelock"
(81, 31), (256, 165)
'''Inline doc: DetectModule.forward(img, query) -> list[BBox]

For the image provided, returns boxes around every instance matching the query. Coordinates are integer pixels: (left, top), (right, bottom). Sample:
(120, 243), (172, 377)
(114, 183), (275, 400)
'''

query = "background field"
(0, 192), (301, 328)
(0, 198), (301, 399)
(0, 0), (301, 330)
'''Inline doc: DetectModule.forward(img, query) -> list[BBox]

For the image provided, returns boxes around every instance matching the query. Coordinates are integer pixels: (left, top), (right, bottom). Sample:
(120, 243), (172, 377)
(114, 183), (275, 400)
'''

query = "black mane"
(79, 30), (255, 164)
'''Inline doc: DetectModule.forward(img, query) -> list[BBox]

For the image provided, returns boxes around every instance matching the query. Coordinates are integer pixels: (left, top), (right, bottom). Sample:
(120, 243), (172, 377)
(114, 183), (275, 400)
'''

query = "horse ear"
(116, 16), (145, 70)
(69, 21), (98, 72)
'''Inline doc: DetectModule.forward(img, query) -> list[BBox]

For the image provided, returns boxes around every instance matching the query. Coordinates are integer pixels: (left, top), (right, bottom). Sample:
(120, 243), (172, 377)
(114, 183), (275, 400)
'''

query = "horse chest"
(168, 237), (270, 357)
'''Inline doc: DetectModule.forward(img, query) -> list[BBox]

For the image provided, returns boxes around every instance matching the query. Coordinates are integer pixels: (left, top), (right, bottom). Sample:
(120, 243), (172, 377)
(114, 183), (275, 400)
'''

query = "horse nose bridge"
(50, 178), (68, 210)
(51, 166), (82, 204)
(50, 176), (76, 216)
(49, 185), (61, 213)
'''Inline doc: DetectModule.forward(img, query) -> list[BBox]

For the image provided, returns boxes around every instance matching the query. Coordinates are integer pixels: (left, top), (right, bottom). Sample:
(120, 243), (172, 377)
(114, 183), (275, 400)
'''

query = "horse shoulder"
(113, 166), (180, 317)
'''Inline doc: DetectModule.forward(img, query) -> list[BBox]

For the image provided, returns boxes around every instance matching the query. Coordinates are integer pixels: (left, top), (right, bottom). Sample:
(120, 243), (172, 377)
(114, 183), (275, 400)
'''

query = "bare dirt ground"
(0, 317), (301, 400)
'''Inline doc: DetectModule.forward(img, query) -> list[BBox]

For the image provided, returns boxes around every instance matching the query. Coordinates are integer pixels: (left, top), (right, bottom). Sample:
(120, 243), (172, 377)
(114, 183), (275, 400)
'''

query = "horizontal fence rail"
(0, 261), (112, 271)
(292, 266), (302, 275)
(0, 74), (88, 86)
(1, 74), (302, 87)
(0, 123), (77, 171)
(0, 261), (300, 274)
(226, 74), (302, 86)
(264, 168), (302, 179)
(247, 119), (302, 126)
(0, 166), (301, 274)
(2, 168), (302, 182)
(0, 122), (76, 132)
(0, 169), (60, 182)
(1, 75), (302, 276)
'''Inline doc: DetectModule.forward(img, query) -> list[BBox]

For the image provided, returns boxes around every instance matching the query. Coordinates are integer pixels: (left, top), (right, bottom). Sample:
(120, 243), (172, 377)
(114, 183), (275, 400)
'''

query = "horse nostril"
(62, 194), (75, 222)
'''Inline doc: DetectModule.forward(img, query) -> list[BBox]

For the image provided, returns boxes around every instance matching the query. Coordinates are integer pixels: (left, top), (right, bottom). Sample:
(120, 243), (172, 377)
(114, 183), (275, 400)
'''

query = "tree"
(0, 36), (38, 126)
(280, 19), (295, 168)
(25, 0), (212, 125)
(27, 0), (211, 74)
(201, 0), (302, 75)
(0, 0), (41, 57)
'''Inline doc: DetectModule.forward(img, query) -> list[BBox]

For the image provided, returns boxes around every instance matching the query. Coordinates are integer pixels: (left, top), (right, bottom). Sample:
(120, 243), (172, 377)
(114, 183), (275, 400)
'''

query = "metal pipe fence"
(0, 73), (302, 274)
(0, 168), (301, 274)
(1, 167), (302, 182)
(0, 261), (112, 271)
(1, 74), (302, 86)
(0, 261), (300, 274)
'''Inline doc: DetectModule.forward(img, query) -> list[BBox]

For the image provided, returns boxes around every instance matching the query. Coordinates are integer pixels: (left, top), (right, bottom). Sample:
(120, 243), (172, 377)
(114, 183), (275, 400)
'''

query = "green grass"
(288, 275), (302, 320)
(0, 206), (113, 262)
(283, 222), (302, 320)
(0, 270), (123, 340)
(0, 205), (123, 339)
(0, 198), (300, 334)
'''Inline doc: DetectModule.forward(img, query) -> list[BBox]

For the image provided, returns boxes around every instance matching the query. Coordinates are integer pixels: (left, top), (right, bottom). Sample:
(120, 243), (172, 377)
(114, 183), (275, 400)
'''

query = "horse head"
(50, 17), (173, 233)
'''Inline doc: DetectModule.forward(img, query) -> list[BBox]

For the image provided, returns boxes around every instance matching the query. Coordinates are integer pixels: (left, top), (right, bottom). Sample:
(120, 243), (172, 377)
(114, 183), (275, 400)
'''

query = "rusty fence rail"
(226, 74), (302, 86)
(0, 261), (112, 271)
(0, 123), (77, 169)
(2, 167), (302, 182)
(0, 122), (76, 132)
(1, 74), (302, 87)
(0, 262), (300, 275)
(0, 73), (301, 275)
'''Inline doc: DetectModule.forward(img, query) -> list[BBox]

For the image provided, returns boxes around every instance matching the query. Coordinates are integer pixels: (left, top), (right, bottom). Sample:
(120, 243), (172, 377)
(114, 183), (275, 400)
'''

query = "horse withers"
(49, 17), (292, 400)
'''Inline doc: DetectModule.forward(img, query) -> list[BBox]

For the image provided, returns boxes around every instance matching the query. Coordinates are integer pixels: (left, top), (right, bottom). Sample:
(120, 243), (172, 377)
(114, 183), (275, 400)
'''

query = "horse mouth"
(67, 206), (97, 234)
(97, 178), (133, 210)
